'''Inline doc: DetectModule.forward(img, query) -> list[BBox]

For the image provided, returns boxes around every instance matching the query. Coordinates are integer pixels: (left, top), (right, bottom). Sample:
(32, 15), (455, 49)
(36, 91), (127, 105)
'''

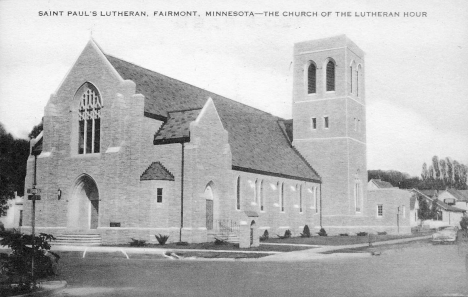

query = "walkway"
(257, 235), (432, 261)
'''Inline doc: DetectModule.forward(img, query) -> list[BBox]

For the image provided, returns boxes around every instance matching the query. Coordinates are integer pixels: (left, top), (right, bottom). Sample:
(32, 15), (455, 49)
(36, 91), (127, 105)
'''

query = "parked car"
(432, 226), (459, 243)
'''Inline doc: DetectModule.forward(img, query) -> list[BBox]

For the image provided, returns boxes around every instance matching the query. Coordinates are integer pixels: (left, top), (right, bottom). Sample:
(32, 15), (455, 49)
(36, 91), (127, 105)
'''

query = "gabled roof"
(105, 54), (321, 183)
(447, 188), (468, 202)
(154, 109), (201, 144)
(369, 179), (394, 189)
(140, 162), (175, 181)
(419, 189), (437, 198)
(31, 132), (43, 156)
(410, 189), (466, 213)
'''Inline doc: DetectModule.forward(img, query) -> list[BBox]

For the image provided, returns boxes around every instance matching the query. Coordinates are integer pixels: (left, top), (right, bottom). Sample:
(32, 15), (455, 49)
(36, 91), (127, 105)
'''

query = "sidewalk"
(256, 235), (432, 262)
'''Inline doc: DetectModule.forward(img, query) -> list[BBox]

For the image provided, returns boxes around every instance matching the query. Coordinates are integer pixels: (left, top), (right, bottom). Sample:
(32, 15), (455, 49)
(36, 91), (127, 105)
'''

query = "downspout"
(179, 142), (185, 242)
(319, 183), (323, 228)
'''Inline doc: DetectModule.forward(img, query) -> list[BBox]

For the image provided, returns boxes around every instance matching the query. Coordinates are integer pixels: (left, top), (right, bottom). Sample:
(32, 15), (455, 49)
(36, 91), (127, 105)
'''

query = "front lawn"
(106, 242), (313, 252)
(262, 233), (430, 246)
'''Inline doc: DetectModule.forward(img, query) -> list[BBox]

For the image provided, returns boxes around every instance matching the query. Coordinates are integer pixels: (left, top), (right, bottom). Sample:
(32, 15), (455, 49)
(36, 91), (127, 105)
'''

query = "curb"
(13, 280), (67, 297)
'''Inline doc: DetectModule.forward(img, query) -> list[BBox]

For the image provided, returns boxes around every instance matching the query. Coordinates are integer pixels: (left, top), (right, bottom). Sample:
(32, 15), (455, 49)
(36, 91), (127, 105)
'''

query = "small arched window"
(307, 63), (316, 94)
(354, 173), (362, 213)
(236, 176), (241, 210)
(326, 60), (335, 92)
(77, 83), (102, 154)
(260, 180), (264, 211)
(357, 64), (362, 97)
(298, 185), (303, 213)
(349, 61), (355, 94)
(254, 179), (258, 204)
(280, 182), (285, 212)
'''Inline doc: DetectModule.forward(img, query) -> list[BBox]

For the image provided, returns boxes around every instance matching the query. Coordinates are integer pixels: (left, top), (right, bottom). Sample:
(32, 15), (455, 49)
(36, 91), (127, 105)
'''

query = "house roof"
(370, 179), (394, 189)
(447, 188), (468, 202)
(411, 189), (466, 213)
(105, 54), (321, 183)
(154, 109), (201, 144)
(419, 189), (437, 198)
(140, 162), (175, 181)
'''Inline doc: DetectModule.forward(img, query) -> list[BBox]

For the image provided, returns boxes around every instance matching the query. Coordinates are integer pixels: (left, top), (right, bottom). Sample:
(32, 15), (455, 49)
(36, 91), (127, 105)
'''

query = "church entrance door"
(68, 174), (100, 230)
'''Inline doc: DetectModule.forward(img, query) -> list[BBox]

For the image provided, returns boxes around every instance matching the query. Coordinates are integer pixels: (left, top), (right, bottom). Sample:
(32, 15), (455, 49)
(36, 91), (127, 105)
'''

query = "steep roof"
(106, 54), (320, 183)
(154, 109), (201, 144)
(370, 179), (394, 189)
(411, 189), (466, 213)
(447, 188), (468, 202)
(140, 162), (175, 181)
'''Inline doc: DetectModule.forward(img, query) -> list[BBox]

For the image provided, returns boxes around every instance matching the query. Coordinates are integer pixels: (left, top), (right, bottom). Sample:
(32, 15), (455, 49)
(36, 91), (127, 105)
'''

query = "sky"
(0, 0), (467, 177)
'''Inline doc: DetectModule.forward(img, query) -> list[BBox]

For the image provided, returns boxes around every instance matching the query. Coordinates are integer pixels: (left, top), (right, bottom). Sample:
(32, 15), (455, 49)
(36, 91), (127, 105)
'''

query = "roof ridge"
(104, 53), (283, 120)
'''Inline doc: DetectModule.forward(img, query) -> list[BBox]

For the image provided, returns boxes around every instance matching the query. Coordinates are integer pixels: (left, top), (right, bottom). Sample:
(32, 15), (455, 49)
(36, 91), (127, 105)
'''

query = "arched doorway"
(250, 220), (256, 247)
(68, 174), (99, 230)
(205, 183), (214, 231)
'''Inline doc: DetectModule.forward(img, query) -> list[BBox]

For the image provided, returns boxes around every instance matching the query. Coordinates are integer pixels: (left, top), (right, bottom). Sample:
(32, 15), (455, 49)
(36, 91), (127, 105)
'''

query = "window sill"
(71, 153), (101, 159)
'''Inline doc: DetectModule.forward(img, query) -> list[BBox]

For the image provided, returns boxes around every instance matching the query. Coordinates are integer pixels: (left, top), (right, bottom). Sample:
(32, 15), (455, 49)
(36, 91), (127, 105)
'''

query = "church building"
(23, 35), (411, 245)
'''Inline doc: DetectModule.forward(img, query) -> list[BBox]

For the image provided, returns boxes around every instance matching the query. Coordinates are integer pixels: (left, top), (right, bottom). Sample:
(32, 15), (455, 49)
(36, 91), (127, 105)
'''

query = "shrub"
(214, 238), (227, 245)
(339, 233), (349, 236)
(155, 234), (169, 245)
(318, 228), (327, 236)
(176, 241), (189, 246)
(300, 225), (311, 238)
(260, 230), (269, 242)
(357, 232), (368, 236)
(377, 231), (387, 236)
(460, 216), (468, 230)
(277, 229), (292, 239)
(130, 238), (146, 247)
(0, 230), (59, 294)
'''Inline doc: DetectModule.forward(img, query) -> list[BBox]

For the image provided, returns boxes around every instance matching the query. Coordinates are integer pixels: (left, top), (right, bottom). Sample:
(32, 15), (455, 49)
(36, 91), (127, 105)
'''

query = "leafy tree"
(28, 118), (43, 140)
(417, 194), (433, 221)
(428, 165), (434, 180)
(454, 160), (461, 188)
(0, 123), (30, 217)
(421, 163), (428, 181)
(431, 198), (440, 220)
(446, 158), (453, 187)
(439, 159), (447, 185)
(432, 156), (440, 180)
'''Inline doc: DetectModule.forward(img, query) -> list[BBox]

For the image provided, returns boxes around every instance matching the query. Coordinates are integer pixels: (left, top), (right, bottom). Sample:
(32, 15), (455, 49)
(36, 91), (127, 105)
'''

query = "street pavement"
(51, 238), (467, 296)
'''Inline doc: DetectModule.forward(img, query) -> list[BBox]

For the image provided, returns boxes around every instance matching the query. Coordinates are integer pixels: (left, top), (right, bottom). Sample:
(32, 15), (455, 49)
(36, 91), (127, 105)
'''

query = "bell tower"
(292, 35), (368, 228)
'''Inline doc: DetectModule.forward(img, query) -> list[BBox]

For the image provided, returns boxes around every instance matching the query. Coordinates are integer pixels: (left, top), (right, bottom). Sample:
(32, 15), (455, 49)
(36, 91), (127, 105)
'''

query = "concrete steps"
(52, 234), (102, 246)
(214, 233), (239, 244)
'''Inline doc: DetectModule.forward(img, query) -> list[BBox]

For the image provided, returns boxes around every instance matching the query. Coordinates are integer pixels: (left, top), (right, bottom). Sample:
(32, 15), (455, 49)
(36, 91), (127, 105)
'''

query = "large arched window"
(77, 83), (102, 154)
(307, 62), (316, 94)
(236, 176), (241, 210)
(326, 60), (335, 92)
(350, 61), (356, 94)
(280, 182), (285, 212)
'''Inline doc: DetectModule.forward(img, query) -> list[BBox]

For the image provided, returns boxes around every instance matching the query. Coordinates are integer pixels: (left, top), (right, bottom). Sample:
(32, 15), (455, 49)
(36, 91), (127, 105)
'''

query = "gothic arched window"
(307, 63), (316, 94)
(77, 83), (102, 154)
(326, 60), (335, 92)
(236, 176), (241, 210)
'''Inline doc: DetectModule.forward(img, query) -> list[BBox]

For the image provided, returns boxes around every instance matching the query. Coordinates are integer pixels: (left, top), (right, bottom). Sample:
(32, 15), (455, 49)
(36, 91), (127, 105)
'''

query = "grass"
(262, 232), (432, 246)
(171, 251), (269, 259)
(321, 238), (432, 254)
(105, 242), (313, 252)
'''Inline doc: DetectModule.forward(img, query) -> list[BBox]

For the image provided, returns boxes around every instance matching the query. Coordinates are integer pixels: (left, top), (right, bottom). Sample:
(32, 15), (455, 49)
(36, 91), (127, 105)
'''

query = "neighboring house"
(22, 35), (410, 245)
(409, 194), (420, 227)
(0, 192), (24, 229)
(368, 179), (396, 190)
(438, 188), (468, 212)
(410, 189), (466, 228)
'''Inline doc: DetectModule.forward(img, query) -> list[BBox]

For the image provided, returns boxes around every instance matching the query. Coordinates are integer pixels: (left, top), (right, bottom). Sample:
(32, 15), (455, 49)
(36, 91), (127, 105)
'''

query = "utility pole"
(29, 144), (42, 287)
